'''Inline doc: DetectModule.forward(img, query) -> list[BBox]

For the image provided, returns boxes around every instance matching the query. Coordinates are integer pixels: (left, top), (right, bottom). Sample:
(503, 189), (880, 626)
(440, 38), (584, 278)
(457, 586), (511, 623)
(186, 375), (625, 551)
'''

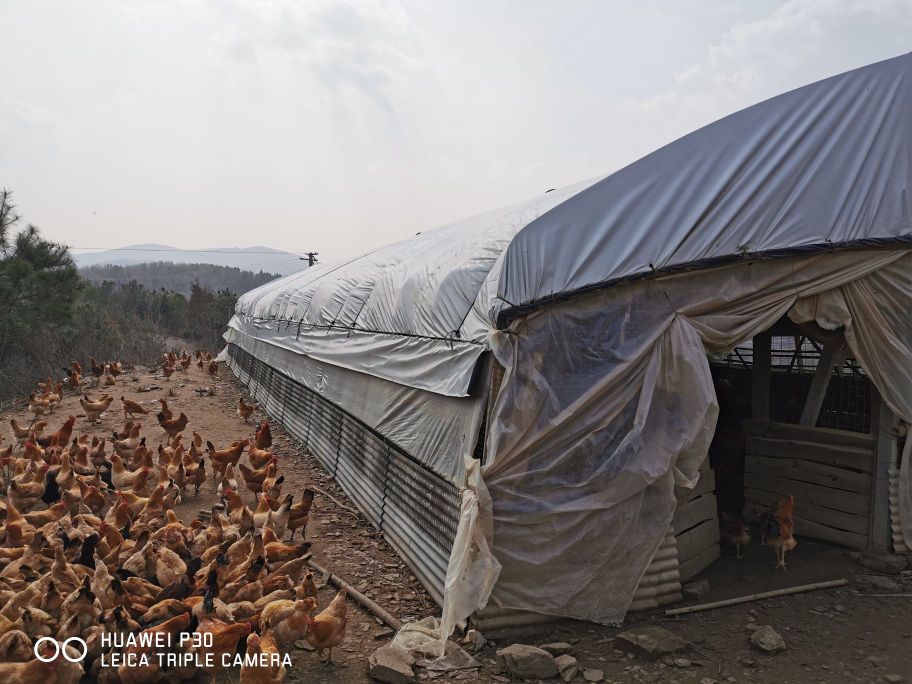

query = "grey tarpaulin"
(494, 52), (912, 325)
(224, 53), (912, 636)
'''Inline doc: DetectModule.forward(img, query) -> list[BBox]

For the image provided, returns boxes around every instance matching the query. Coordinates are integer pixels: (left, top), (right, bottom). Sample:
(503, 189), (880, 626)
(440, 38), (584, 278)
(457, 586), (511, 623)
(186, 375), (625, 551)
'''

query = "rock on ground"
(582, 668), (605, 682)
(368, 644), (416, 683)
(750, 625), (786, 653)
(495, 644), (559, 680)
(554, 654), (578, 682)
(540, 642), (574, 656)
(614, 626), (688, 659)
(683, 579), (711, 600)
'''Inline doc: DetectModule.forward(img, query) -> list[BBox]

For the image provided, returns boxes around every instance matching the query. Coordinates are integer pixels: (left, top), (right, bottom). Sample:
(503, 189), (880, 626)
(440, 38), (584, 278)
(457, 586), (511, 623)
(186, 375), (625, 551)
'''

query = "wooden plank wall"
(743, 420), (875, 551)
(674, 462), (721, 582)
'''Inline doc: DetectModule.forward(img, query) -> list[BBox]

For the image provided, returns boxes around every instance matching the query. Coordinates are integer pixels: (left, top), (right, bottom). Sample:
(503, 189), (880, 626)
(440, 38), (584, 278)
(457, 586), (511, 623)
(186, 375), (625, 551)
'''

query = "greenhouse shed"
(224, 52), (912, 631)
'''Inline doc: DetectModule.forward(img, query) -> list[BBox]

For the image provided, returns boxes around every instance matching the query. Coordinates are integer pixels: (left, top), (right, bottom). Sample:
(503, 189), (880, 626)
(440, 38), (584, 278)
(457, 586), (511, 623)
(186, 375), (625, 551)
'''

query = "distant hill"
(80, 262), (281, 296)
(73, 243), (307, 276)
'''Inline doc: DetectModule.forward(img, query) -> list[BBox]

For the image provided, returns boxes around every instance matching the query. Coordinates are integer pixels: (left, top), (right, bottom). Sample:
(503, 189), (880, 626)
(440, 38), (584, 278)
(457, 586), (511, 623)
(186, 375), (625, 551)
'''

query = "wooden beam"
(665, 579), (848, 616)
(751, 330), (771, 421)
(799, 340), (839, 426)
(743, 420), (875, 450)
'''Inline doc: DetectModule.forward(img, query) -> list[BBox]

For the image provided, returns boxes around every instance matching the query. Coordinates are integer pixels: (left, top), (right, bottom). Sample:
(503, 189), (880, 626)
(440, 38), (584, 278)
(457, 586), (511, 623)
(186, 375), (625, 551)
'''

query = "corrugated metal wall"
(226, 343), (461, 605)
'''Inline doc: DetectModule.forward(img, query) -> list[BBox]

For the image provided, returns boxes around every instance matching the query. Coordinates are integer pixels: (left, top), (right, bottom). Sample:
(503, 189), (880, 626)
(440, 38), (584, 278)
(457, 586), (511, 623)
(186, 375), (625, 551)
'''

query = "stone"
(614, 626), (688, 659)
(750, 625), (786, 653)
(673, 658), (692, 668)
(869, 655), (886, 667)
(461, 629), (486, 653)
(884, 676), (904, 683)
(555, 654), (579, 682)
(368, 644), (416, 684)
(582, 668), (605, 682)
(540, 641), (574, 656)
(683, 579), (711, 601)
(495, 644), (559, 680)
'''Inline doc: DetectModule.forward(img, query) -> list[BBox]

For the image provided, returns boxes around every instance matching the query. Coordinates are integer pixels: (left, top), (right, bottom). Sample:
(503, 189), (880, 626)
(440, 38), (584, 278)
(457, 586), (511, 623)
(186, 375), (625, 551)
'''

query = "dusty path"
(6, 361), (912, 683)
(5, 360), (430, 683)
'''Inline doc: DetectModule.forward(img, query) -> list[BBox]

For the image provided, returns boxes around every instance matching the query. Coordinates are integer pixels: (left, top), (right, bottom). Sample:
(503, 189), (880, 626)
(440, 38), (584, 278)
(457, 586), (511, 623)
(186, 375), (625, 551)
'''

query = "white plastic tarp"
(440, 249), (911, 632)
(228, 179), (595, 397)
(223, 326), (485, 485)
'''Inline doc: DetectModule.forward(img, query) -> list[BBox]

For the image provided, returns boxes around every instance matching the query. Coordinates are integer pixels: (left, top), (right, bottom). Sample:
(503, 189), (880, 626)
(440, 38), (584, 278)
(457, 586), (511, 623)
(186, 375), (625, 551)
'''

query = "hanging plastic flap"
(441, 249), (909, 626)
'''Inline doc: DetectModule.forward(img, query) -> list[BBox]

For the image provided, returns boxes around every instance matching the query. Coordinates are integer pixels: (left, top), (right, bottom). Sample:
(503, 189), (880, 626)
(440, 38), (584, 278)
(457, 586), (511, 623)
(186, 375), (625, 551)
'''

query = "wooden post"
(799, 340), (838, 426)
(751, 331), (771, 421)
(869, 391), (898, 552)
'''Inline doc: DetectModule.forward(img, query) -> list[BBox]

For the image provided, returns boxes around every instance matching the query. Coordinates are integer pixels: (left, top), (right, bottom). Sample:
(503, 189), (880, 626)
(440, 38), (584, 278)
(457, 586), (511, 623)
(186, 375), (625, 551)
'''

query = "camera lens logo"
(34, 636), (89, 663)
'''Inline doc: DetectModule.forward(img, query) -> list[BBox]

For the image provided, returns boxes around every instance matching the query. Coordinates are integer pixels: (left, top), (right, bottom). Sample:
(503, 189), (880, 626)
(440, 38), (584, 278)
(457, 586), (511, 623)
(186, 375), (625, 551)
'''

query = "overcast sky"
(1, 0), (910, 268)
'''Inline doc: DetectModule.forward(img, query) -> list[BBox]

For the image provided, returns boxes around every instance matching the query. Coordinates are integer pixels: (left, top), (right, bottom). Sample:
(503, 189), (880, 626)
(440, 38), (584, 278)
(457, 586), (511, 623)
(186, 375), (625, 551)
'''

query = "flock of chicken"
(0, 351), (347, 683)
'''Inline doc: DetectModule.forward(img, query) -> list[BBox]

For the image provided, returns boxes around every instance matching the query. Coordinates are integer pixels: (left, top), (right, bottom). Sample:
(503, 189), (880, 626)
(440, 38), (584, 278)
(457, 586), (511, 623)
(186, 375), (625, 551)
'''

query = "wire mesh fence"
(713, 335), (872, 433)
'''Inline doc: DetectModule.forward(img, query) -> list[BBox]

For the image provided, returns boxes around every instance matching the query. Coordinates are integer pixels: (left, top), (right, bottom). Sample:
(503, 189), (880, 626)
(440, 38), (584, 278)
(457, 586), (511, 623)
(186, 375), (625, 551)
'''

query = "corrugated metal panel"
(225, 343), (459, 605)
(889, 469), (908, 553)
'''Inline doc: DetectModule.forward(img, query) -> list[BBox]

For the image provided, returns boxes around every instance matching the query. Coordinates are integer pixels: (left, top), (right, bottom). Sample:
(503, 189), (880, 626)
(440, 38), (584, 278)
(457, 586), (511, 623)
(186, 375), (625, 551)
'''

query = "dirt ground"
(6, 360), (912, 684)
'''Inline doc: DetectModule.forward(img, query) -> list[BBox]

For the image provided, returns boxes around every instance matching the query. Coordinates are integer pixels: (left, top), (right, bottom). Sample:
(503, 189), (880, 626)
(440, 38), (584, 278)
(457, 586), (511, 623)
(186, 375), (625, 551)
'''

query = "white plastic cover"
(227, 179), (596, 397)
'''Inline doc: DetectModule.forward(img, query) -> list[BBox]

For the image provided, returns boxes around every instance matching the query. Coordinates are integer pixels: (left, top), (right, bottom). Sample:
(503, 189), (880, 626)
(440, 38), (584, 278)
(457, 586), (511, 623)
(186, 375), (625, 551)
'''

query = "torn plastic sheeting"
(437, 248), (911, 631)
(390, 617), (479, 672)
(789, 251), (912, 545)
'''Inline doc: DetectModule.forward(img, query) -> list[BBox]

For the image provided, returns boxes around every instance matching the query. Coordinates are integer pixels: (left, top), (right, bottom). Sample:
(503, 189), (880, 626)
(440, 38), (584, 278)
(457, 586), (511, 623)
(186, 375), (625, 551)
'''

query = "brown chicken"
(80, 395), (113, 422)
(240, 630), (286, 684)
(237, 397), (258, 424)
(239, 459), (278, 496)
(117, 611), (192, 684)
(0, 642), (84, 683)
(255, 421), (272, 450)
(285, 490), (315, 541)
(194, 619), (252, 683)
(260, 599), (312, 646)
(120, 396), (148, 418)
(305, 589), (348, 664)
(760, 494), (797, 571)
(37, 415), (76, 449)
(207, 439), (250, 481)
(90, 357), (105, 384)
(246, 444), (274, 471)
(157, 398), (173, 421)
(157, 411), (188, 438)
(719, 512), (751, 559)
